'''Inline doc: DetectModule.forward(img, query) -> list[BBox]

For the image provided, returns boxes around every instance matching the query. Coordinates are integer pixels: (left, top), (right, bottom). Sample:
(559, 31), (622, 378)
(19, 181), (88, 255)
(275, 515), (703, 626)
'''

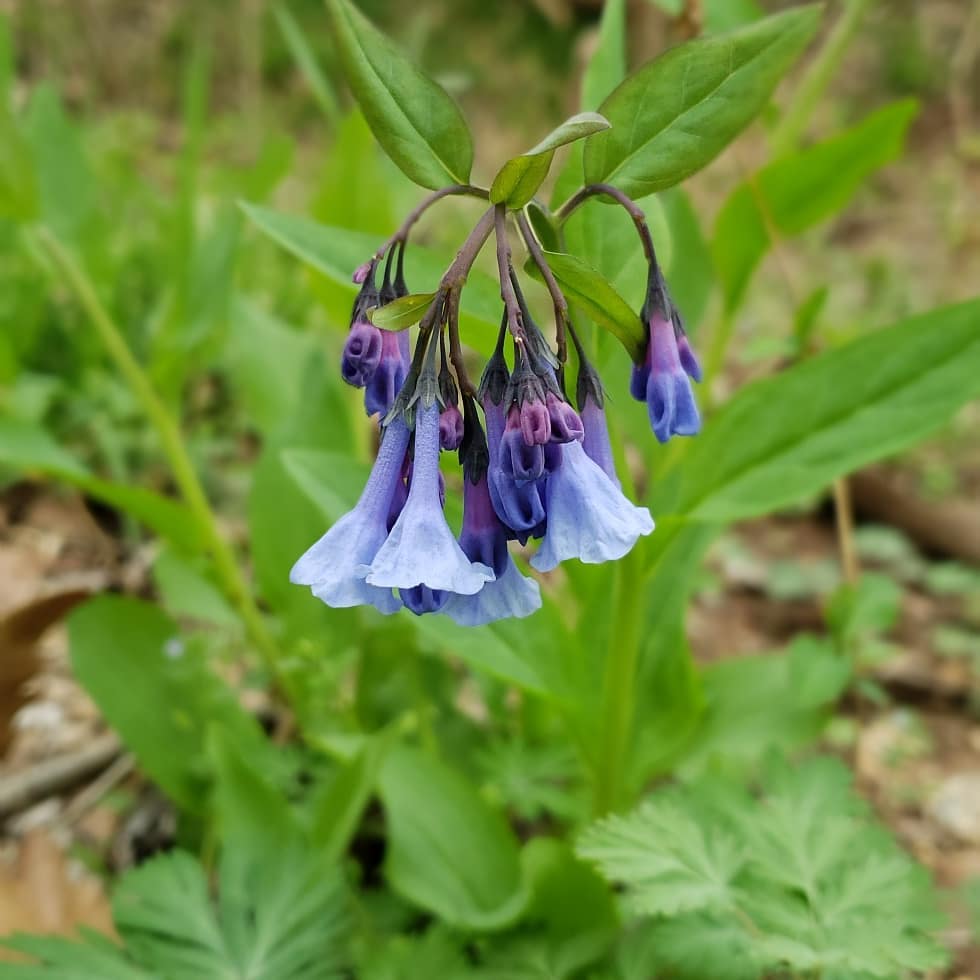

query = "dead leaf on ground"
(0, 591), (92, 756)
(0, 829), (114, 959)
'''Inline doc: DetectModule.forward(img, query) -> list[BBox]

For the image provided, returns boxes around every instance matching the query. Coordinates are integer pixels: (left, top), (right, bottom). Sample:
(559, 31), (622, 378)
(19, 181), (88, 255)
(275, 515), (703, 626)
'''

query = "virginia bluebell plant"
(292, 185), (701, 625)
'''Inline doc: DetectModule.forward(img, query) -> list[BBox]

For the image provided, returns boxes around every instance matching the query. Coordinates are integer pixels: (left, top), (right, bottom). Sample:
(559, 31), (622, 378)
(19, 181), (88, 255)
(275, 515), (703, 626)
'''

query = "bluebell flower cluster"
(292, 195), (701, 626)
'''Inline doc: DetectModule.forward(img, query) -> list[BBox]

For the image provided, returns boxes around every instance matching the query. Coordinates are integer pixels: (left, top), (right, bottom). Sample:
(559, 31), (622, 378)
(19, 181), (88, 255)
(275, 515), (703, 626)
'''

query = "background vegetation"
(0, 0), (978, 976)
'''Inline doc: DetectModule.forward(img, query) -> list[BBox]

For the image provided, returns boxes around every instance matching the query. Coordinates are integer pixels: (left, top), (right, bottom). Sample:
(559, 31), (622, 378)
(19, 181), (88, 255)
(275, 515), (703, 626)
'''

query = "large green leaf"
(68, 596), (269, 813)
(662, 299), (980, 522)
(584, 6), (821, 197)
(241, 203), (500, 350)
(532, 251), (644, 360)
(714, 100), (918, 312)
(379, 745), (528, 931)
(326, 0), (472, 189)
(490, 112), (610, 209)
(0, 419), (199, 552)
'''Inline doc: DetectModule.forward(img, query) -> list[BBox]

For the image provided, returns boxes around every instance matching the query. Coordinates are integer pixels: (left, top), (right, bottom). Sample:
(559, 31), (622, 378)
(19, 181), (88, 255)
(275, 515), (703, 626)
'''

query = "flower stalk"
(31, 226), (284, 673)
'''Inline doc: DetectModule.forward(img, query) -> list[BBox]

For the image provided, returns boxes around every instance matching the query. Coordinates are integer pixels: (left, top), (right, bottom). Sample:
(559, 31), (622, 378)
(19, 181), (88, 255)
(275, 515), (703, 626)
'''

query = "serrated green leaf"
(714, 99), (918, 312)
(368, 291), (438, 330)
(579, 794), (746, 917)
(584, 5), (822, 197)
(326, 0), (472, 188)
(0, 930), (148, 979)
(490, 112), (610, 209)
(663, 299), (980, 522)
(530, 250), (644, 360)
(379, 745), (529, 931)
(113, 844), (350, 980)
(580, 757), (948, 979)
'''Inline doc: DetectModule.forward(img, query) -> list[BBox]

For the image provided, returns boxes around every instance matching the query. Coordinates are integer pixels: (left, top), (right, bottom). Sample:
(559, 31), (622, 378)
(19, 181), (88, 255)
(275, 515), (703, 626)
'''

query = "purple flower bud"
(364, 329), (409, 418)
(352, 260), (374, 284)
(631, 312), (701, 444)
(546, 392), (584, 444)
(439, 402), (464, 451)
(366, 402), (493, 596)
(290, 419), (410, 613)
(676, 329), (702, 382)
(580, 395), (618, 486)
(519, 399), (551, 446)
(531, 441), (653, 572)
(500, 406), (546, 483)
(341, 319), (383, 387)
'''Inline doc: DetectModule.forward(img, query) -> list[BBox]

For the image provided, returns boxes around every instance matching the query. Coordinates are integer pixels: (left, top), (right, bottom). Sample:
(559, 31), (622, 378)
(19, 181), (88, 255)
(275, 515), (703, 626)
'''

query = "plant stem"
(832, 477), (860, 585)
(31, 226), (284, 672)
(516, 211), (568, 370)
(556, 183), (659, 267)
(593, 547), (644, 816)
(771, 0), (875, 156)
(374, 184), (490, 261)
(494, 205), (526, 345)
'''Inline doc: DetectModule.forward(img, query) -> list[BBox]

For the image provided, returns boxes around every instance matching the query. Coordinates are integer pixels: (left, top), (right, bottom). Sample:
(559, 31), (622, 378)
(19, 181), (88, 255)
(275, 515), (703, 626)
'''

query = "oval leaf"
(326, 0), (473, 189)
(584, 5), (821, 197)
(368, 291), (438, 330)
(532, 250), (644, 360)
(491, 112), (610, 209)
(379, 745), (529, 930)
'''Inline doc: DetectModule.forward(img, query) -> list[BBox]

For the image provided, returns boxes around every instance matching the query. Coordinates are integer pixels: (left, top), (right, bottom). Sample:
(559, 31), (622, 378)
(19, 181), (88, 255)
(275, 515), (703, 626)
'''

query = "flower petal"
(443, 559), (541, 626)
(531, 441), (653, 572)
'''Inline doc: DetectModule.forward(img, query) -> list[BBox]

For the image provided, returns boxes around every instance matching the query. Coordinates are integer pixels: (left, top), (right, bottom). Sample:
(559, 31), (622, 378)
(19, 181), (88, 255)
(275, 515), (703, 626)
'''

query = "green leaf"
(665, 299), (980, 522)
(0, 930), (148, 979)
(584, 6), (822, 197)
(579, 793), (747, 917)
(368, 291), (438, 330)
(520, 838), (619, 975)
(714, 99), (919, 312)
(580, 757), (948, 978)
(309, 732), (393, 862)
(207, 725), (298, 858)
(681, 636), (850, 775)
(490, 112), (610, 209)
(531, 251), (644, 360)
(153, 546), (239, 627)
(273, 3), (340, 123)
(582, 0), (627, 110)
(69, 596), (269, 813)
(379, 745), (529, 931)
(326, 0), (473, 189)
(241, 203), (501, 351)
(661, 187), (714, 334)
(224, 296), (319, 438)
(113, 845), (350, 979)
(0, 418), (199, 552)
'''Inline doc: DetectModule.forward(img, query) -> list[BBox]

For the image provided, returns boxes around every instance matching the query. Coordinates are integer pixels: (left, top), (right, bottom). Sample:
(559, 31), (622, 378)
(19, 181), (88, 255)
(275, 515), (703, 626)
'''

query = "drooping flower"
(443, 416), (541, 626)
(577, 363), (618, 485)
(531, 440), (653, 572)
(290, 419), (410, 614)
(366, 401), (493, 597)
(482, 366), (547, 541)
(630, 267), (701, 443)
(364, 328), (409, 418)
